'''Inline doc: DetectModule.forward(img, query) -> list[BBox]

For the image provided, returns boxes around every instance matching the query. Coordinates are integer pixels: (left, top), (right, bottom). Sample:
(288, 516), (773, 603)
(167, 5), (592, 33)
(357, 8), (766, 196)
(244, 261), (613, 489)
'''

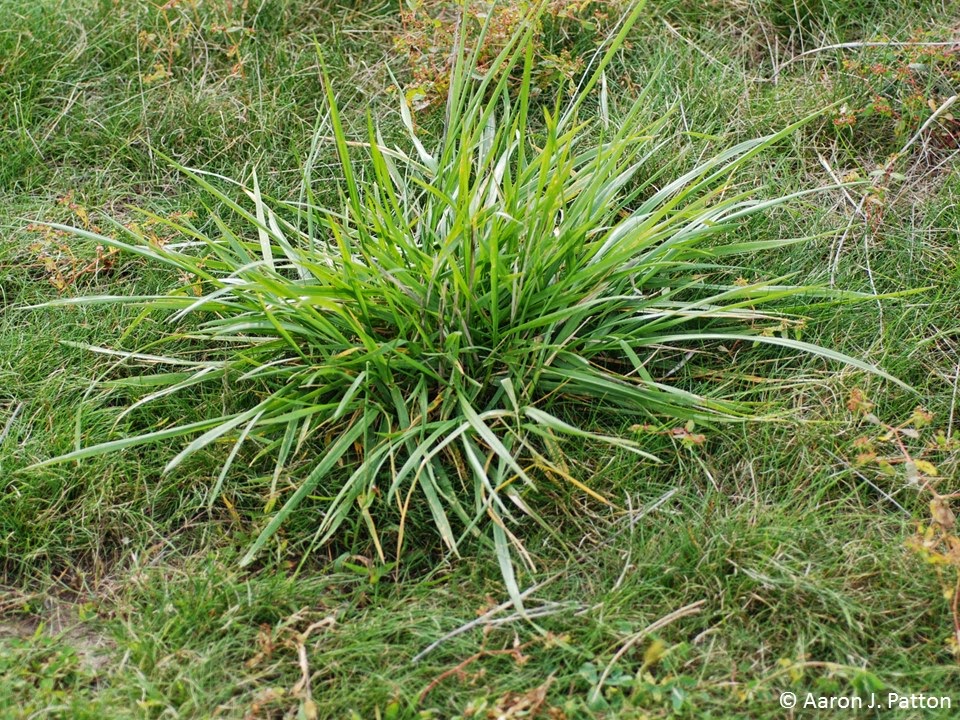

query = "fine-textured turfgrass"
(2, 1), (959, 718)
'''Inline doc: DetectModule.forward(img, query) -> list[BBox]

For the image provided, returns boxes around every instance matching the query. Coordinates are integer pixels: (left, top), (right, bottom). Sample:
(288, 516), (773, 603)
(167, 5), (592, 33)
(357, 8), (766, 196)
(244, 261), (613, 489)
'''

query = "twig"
(289, 617), (335, 718)
(589, 600), (706, 704)
(293, 641), (313, 705)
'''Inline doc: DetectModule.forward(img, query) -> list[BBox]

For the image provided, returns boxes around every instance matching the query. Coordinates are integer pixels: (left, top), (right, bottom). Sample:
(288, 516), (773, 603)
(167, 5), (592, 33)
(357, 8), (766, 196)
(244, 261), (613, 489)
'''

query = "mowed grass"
(1, 1), (958, 718)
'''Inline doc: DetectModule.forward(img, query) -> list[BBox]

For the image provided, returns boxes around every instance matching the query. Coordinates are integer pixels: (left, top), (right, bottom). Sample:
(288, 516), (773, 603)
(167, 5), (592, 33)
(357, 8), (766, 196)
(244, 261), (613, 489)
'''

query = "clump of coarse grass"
(26, 1), (905, 604)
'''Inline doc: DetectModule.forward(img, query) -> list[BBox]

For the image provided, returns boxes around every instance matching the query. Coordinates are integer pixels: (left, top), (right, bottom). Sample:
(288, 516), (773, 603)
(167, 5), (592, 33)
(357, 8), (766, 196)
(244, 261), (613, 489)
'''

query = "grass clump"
(27, 3), (904, 601)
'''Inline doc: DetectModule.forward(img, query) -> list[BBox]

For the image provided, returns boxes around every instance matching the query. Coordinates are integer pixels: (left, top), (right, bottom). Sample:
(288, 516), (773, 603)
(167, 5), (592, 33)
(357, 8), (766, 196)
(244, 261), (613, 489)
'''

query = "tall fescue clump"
(29, 2), (902, 600)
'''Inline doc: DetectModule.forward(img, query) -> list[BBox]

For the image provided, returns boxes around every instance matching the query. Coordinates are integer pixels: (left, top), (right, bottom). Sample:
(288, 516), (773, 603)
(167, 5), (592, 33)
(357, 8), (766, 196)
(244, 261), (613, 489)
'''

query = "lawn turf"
(1, 1), (959, 718)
